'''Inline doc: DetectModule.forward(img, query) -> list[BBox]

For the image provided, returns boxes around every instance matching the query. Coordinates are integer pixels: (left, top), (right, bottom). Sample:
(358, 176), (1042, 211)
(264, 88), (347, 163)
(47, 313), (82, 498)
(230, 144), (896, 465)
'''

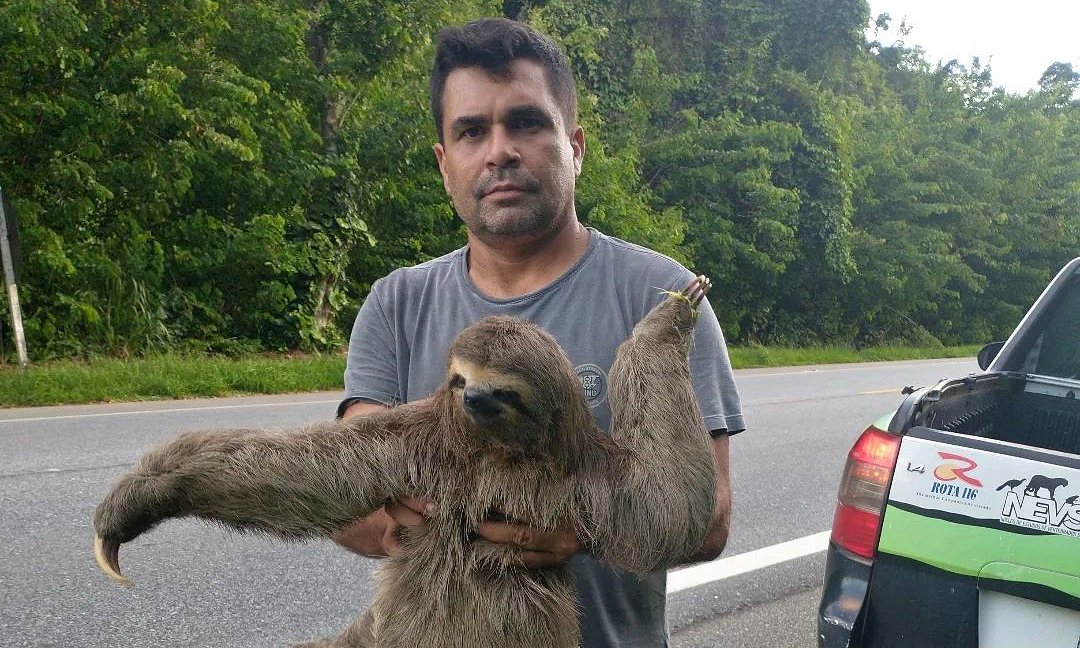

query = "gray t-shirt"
(341, 228), (744, 647)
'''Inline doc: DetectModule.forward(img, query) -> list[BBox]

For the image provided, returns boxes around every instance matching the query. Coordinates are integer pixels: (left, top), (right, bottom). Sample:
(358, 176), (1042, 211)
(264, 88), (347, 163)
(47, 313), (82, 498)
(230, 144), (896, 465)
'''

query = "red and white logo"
(933, 452), (984, 488)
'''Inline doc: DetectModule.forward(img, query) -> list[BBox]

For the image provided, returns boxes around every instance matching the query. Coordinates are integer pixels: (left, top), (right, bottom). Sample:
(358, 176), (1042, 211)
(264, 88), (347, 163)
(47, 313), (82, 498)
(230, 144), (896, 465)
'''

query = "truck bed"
(920, 373), (1080, 456)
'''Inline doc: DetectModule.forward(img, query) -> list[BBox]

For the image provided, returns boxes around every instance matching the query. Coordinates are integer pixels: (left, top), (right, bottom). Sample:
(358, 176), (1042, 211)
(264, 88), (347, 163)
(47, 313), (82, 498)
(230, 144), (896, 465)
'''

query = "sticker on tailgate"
(890, 433), (1080, 540)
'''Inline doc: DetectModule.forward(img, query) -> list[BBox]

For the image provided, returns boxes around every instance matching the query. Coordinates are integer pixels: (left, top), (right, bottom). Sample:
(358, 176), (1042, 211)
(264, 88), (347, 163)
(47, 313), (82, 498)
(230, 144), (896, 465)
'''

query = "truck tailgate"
(860, 426), (1080, 647)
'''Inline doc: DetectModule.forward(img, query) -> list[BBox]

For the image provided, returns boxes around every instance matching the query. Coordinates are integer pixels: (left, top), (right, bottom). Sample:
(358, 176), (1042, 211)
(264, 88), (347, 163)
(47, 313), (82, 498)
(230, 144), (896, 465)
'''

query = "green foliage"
(525, 0), (694, 262)
(1, 0), (1078, 363)
(728, 343), (982, 370)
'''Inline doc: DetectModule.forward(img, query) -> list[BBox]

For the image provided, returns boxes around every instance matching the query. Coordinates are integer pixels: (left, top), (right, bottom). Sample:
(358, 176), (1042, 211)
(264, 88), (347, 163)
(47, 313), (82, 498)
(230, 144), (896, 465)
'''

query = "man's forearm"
(686, 434), (731, 564)
(687, 497), (730, 563)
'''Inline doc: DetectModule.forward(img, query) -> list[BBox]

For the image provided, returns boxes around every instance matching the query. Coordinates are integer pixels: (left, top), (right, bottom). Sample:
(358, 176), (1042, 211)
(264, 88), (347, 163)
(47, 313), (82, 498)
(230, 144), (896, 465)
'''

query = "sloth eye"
(449, 374), (465, 389)
(492, 389), (527, 412)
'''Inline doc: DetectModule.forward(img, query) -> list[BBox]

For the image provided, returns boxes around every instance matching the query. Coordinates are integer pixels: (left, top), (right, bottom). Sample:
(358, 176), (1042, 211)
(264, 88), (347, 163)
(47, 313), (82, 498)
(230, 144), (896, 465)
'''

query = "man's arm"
(686, 433), (731, 563)
(333, 401), (431, 558)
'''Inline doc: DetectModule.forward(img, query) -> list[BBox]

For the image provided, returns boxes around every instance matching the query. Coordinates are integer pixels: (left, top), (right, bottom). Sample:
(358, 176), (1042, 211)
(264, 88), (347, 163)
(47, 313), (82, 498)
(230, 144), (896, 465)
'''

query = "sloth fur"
(93, 276), (717, 648)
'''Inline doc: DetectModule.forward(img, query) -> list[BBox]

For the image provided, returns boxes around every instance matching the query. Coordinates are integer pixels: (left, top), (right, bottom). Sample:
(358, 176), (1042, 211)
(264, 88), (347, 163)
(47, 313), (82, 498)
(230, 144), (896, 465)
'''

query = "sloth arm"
(581, 279), (720, 574)
(333, 401), (430, 558)
(94, 409), (412, 551)
(577, 431), (728, 572)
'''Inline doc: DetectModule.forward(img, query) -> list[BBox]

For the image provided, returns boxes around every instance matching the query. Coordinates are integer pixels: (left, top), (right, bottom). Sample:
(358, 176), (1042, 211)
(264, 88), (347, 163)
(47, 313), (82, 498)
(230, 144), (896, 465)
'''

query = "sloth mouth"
(461, 387), (532, 422)
(464, 409), (503, 426)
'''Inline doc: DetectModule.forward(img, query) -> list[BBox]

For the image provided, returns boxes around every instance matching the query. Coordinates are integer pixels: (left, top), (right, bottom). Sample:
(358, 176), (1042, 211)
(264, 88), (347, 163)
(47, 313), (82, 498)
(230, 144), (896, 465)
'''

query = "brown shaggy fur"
(93, 277), (717, 648)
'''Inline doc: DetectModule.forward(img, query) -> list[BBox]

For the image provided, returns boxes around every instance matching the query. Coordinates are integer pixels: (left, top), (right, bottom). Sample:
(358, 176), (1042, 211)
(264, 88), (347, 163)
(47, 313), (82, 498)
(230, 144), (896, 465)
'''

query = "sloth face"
(445, 316), (583, 455)
(448, 357), (536, 427)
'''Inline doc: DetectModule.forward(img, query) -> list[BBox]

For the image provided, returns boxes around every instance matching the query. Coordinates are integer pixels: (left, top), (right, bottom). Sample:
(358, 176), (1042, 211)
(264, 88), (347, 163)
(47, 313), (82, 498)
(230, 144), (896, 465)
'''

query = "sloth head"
(444, 316), (593, 459)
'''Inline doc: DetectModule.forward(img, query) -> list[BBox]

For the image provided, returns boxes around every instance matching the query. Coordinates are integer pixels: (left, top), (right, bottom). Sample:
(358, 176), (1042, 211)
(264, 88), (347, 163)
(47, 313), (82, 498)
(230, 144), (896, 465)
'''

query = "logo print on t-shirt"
(575, 363), (608, 408)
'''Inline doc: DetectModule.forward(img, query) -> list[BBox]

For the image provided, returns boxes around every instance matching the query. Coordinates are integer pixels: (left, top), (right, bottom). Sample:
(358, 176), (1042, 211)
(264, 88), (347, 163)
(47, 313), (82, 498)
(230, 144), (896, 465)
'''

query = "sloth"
(93, 276), (717, 648)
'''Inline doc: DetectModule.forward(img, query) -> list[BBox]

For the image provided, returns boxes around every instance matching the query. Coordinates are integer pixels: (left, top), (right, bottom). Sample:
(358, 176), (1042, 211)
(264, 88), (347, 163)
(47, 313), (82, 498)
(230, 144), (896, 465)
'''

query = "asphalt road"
(0, 357), (977, 648)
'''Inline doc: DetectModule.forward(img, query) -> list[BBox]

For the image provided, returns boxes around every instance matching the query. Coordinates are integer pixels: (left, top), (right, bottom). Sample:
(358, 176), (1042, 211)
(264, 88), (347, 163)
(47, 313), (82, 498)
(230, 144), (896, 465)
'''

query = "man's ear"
(570, 126), (585, 176)
(433, 142), (450, 193)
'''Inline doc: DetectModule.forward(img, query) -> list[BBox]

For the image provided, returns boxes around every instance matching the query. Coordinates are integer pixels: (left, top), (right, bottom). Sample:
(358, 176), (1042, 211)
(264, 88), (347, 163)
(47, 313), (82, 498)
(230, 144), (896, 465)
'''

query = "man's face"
(433, 59), (584, 244)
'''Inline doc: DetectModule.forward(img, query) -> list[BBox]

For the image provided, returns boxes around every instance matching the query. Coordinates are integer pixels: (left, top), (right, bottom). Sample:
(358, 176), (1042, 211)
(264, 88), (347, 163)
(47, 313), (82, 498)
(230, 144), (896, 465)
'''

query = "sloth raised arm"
(582, 276), (718, 574)
(93, 408), (414, 585)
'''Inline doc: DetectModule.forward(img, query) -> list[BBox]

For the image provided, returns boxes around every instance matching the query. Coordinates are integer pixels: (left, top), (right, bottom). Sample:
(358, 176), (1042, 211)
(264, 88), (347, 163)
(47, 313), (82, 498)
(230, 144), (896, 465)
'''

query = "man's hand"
(383, 497), (435, 556)
(475, 520), (583, 568)
(337, 497), (434, 559)
(333, 496), (434, 557)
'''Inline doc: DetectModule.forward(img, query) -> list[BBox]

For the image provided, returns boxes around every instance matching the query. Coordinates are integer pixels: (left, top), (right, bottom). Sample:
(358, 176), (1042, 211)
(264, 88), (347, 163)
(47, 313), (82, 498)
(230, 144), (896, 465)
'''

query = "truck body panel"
(819, 257), (1080, 647)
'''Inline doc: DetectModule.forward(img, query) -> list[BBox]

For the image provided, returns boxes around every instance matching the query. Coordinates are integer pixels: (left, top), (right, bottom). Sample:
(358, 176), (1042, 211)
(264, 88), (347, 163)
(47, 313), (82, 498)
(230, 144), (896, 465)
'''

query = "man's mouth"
(474, 172), (540, 200)
(484, 184), (525, 198)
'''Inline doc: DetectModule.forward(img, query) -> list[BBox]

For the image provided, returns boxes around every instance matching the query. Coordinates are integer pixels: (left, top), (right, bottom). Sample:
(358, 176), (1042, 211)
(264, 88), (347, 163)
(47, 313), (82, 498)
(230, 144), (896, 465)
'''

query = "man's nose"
(484, 127), (520, 168)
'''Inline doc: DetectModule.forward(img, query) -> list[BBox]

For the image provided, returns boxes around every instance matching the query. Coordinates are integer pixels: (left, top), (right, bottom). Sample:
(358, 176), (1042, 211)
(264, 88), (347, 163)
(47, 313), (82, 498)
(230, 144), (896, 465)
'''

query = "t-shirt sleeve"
(690, 296), (746, 435)
(338, 284), (402, 415)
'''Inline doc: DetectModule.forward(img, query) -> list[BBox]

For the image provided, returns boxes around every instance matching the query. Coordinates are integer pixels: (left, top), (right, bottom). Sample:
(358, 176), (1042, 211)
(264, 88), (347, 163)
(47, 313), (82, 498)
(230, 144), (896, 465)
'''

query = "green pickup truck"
(818, 257), (1080, 648)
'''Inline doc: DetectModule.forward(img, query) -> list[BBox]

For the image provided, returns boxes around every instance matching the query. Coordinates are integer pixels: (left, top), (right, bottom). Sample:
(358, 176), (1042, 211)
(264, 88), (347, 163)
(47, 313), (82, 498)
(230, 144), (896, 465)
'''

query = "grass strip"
(0, 345), (981, 408)
(0, 354), (347, 407)
(728, 344), (983, 368)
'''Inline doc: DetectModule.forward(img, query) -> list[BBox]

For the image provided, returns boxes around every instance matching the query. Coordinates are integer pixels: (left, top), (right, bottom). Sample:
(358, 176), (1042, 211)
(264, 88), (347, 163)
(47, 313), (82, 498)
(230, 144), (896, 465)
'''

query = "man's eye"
(460, 127), (483, 140)
(515, 117), (542, 131)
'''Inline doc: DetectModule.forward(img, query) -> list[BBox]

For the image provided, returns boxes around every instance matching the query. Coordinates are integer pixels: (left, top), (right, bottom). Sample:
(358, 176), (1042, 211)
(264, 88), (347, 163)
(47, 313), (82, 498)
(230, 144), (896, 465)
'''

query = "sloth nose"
(463, 387), (502, 418)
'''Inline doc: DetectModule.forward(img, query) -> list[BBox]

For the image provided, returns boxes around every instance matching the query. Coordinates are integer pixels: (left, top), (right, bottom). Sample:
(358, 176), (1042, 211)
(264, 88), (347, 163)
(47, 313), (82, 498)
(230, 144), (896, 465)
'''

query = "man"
(334, 17), (744, 648)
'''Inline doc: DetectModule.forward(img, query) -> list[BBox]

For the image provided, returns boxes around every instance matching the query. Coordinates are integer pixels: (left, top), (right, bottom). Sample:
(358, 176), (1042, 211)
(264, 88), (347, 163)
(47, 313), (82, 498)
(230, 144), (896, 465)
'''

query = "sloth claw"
(94, 535), (132, 587)
(683, 275), (711, 308)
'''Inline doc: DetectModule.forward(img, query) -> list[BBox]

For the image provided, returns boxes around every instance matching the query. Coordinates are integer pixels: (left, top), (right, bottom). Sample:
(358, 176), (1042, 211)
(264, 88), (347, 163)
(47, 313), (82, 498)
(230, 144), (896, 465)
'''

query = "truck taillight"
(829, 424), (901, 562)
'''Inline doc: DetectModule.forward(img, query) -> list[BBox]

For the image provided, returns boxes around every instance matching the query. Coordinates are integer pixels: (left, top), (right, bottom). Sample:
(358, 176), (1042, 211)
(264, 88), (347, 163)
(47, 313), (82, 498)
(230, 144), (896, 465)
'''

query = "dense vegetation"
(2, 0), (1077, 361)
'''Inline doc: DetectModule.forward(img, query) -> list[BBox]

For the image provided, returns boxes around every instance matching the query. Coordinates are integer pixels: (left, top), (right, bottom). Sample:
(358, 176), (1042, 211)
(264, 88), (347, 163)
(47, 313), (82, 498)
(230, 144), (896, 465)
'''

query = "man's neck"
(466, 221), (591, 299)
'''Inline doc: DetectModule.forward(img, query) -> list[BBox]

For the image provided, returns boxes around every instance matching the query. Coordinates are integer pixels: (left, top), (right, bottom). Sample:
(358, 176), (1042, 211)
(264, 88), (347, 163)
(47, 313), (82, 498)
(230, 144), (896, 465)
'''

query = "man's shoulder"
(374, 246), (466, 292)
(590, 230), (694, 284)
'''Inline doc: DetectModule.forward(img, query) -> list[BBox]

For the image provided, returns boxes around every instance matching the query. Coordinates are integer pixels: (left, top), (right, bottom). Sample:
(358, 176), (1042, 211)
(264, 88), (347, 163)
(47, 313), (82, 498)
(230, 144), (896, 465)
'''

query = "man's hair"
(430, 18), (578, 142)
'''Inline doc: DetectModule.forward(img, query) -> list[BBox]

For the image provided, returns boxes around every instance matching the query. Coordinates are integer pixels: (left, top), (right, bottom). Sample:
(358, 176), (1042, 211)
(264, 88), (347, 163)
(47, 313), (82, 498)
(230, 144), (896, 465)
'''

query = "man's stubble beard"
(472, 200), (550, 237)
(462, 169), (573, 239)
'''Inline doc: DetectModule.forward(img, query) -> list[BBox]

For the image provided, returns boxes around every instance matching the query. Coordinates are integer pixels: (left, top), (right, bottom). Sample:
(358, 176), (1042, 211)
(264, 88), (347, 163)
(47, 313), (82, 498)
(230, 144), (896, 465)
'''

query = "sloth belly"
(368, 528), (581, 648)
